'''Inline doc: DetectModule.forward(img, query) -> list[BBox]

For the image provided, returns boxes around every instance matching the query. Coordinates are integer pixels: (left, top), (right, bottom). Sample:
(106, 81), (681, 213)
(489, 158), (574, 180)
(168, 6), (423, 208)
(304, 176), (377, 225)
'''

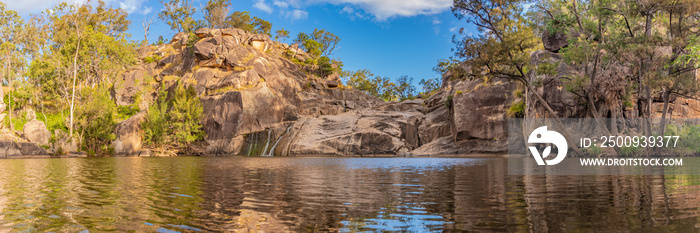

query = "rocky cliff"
(111, 28), (520, 156)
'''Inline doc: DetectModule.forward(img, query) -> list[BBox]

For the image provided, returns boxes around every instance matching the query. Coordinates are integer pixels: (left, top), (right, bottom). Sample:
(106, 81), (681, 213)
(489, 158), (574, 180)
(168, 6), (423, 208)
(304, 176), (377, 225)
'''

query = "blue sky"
(4, 0), (475, 85)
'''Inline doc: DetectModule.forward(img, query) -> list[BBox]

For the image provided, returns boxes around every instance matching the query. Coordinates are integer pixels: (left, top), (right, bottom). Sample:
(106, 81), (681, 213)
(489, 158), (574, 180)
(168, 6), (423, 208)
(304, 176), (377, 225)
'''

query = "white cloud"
(289, 9), (308, 20)
(341, 6), (354, 14)
(117, 0), (151, 15)
(273, 1), (289, 8)
(3, 0), (79, 14)
(4, 0), (152, 15)
(432, 18), (441, 25)
(303, 0), (451, 20)
(337, 0), (452, 20)
(254, 0), (274, 13)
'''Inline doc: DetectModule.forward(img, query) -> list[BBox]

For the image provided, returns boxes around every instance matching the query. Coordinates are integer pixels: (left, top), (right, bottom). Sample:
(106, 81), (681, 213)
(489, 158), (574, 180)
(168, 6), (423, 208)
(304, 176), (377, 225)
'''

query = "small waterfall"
(261, 129), (272, 156)
(243, 130), (273, 156)
(265, 124), (293, 156)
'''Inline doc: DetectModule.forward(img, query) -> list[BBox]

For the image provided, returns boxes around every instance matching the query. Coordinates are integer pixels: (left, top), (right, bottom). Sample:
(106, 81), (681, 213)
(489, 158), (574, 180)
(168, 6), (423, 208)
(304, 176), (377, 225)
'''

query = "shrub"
(143, 82), (205, 154)
(507, 100), (525, 118)
(186, 32), (199, 48)
(76, 87), (117, 156)
(445, 95), (453, 108)
(583, 144), (602, 156)
(143, 54), (163, 64)
(317, 56), (335, 77)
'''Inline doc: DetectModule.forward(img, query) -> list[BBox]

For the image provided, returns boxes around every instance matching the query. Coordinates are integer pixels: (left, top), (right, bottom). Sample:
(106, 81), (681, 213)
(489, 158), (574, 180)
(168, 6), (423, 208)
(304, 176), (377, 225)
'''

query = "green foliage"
(158, 0), (198, 33)
(116, 104), (140, 122)
(143, 83), (205, 153)
(395, 75), (416, 100)
(203, 0), (230, 29)
(535, 62), (559, 76)
(665, 124), (700, 155)
(144, 86), (169, 149)
(452, 0), (540, 84)
(563, 75), (588, 94)
(317, 56), (335, 76)
(303, 39), (322, 60)
(507, 100), (525, 118)
(294, 29), (340, 57)
(619, 146), (641, 157)
(275, 28), (289, 42)
(76, 86), (117, 156)
(343, 69), (397, 101)
(445, 95), (453, 108)
(156, 35), (166, 45)
(419, 78), (441, 94)
(170, 84), (205, 147)
(455, 90), (463, 95)
(583, 144), (603, 157)
(227, 11), (272, 36)
(433, 57), (464, 79)
(186, 32), (199, 48)
(42, 112), (68, 134)
(3, 109), (29, 132)
(311, 29), (340, 57)
(143, 54), (163, 64)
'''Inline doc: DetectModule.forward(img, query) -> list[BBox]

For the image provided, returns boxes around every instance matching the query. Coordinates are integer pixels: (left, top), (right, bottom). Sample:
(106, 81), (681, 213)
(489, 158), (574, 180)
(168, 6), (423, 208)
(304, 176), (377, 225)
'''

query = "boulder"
(23, 119), (50, 146)
(17, 142), (47, 155)
(194, 39), (217, 60)
(25, 109), (36, 121)
(113, 111), (147, 155)
(542, 29), (568, 53)
(249, 34), (271, 52)
(451, 79), (515, 153)
(0, 141), (21, 157)
(274, 110), (421, 156)
(195, 28), (211, 38)
(418, 92), (452, 145)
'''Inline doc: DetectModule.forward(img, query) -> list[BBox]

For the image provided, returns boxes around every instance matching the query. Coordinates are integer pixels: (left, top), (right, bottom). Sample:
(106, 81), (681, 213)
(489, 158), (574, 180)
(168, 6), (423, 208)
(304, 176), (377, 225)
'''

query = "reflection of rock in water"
(3, 158), (700, 232)
(225, 209), (290, 232)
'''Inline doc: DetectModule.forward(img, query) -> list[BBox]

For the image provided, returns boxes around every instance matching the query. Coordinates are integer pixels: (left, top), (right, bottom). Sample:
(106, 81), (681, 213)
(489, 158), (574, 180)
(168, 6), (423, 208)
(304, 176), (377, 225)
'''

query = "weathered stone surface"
(23, 119), (50, 146)
(275, 110), (421, 156)
(122, 26), (532, 156)
(451, 80), (513, 146)
(113, 111), (147, 155)
(201, 91), (244, 141)
(418, 92), (452, 145)
(542, 29), (568, 53)
(194, 39), (217, 60)
(0, 141), (21, 157)
(53, 130), (76, 153)
(26, 109), (36, 121)
(195, 28), (211, 38)
(17, 142), (47, 155)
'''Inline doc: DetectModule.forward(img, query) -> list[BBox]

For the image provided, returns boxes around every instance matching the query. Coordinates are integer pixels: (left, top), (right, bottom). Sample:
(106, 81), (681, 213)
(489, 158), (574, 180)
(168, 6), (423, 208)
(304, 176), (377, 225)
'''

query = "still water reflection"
(0, 157), (699, 232)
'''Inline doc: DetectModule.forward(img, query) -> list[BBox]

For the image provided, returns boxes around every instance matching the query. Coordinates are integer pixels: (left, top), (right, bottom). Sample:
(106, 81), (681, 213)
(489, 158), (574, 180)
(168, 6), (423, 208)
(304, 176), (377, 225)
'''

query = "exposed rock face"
(23, 119), (50, 146)
(112, 27), (522, 156)
(113, 111), (147, 155)
(0, 141), (21, 157)
(273, 110), (422, 156)
(18, 142), (47, 155)
(451, 79), (514, 153)
(542, 29), (568, 53)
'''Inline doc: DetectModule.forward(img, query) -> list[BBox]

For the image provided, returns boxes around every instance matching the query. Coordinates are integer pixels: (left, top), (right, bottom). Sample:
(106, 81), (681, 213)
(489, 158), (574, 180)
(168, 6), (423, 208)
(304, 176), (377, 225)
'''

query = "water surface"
(0, 157), (698, 232)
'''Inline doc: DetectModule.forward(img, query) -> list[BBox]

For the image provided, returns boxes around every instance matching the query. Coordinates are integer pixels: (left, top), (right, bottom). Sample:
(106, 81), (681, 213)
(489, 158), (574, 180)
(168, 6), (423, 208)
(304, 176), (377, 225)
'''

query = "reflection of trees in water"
(511, 174), (700, 232)
(2, 158), (700, 232)
(198, 158), (510, 232)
